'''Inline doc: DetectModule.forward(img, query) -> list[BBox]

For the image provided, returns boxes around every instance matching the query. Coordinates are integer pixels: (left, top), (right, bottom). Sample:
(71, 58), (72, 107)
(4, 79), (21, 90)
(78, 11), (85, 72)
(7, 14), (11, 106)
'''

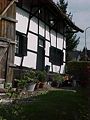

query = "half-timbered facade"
(15, 0), (83, 73)
(0, 0), (83, 85)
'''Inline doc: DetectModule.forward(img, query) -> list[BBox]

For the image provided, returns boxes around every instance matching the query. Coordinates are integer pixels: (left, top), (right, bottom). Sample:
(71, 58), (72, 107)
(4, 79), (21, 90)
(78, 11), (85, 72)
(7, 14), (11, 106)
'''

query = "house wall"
(14, 7), (66, 74)
(16, 7), (29, 34)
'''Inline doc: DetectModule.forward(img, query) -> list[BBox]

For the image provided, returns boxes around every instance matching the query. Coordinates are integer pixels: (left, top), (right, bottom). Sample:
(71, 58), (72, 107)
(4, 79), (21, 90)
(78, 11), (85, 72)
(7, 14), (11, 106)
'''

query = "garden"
(0, 61), (90, 120)
(0, 88), (89, 120)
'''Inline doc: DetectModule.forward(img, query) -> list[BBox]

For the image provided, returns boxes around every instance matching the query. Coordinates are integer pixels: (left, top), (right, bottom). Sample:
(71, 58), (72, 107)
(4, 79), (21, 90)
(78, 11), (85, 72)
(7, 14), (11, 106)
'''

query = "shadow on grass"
(0, 89), (89, 120)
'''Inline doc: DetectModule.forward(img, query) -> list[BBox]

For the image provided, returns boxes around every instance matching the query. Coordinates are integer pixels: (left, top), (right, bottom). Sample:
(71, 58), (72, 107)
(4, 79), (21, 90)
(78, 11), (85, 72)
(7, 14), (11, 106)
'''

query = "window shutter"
(49, 46), (63, 66)
(21, 34), (27, 56)
(19, 34), (22, 56)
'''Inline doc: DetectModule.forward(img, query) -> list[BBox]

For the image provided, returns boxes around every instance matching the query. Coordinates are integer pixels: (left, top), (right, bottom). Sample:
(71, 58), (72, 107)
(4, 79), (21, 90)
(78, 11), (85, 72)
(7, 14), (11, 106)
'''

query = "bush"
(36, 71), (46, 82)
(53, 73), (64, 82)
(51, 73), (64, 88)
(67, 61), (90, 87)
(15, 70), (37, 89)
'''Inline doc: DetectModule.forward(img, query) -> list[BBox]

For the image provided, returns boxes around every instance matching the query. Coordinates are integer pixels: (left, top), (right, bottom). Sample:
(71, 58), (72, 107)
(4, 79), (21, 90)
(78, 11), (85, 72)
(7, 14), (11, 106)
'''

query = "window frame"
(15, 31), (27, 57)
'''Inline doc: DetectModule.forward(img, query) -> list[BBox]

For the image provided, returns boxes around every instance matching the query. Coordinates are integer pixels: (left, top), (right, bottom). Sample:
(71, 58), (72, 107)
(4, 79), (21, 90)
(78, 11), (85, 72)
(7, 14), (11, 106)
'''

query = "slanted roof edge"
(47, 0), (84, 33)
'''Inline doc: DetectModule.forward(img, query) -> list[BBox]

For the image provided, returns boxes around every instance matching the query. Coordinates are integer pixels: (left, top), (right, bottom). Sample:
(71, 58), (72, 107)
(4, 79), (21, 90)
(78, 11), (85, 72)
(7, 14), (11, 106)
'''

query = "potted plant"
(36, 71), (46, 88)
(16, 70), (37, 92)
(24, 70), (37, 91)
(51, 73), (64, 88)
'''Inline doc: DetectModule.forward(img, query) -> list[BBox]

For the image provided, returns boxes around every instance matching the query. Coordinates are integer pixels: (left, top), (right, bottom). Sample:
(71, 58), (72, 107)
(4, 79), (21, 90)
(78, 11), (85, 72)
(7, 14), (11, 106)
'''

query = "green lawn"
(0, 89), (89, 120)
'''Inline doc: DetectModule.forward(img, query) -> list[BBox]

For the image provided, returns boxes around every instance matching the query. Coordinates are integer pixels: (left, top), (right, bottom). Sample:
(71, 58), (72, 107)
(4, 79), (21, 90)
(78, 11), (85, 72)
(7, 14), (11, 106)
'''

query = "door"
(37, 37), (45, 70)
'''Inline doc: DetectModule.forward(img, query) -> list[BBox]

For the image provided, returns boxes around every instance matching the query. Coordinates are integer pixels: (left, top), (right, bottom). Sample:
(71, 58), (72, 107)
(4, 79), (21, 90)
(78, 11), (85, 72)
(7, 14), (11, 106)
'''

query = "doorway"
(37, 37), (45, 70)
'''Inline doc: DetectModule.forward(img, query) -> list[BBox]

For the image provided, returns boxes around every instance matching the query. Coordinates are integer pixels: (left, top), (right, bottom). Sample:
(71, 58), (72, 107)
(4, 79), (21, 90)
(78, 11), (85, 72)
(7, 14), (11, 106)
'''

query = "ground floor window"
(15, 31), (27, 57)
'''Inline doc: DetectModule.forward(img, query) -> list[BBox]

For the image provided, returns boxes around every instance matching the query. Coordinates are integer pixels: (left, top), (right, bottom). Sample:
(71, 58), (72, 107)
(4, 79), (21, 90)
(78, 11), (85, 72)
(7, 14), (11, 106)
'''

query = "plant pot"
(34, 82), (39, 90)
(26, 83), (36, 92)
(39, 82), (44, 88)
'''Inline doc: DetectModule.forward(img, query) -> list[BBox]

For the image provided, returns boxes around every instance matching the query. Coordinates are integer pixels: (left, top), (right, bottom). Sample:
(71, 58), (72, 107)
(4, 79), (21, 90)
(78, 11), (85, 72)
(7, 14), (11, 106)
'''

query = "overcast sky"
(53, 0), (90, 50)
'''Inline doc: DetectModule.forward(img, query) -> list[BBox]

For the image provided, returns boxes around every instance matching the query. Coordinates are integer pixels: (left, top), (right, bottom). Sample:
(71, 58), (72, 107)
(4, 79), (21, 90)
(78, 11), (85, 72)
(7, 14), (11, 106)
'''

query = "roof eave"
(47, 0), (84, 33)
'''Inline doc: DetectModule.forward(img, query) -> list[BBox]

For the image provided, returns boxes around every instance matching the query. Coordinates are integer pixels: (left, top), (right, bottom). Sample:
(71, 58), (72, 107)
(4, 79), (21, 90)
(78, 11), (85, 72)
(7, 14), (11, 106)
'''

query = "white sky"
(53, 0), (90, 50)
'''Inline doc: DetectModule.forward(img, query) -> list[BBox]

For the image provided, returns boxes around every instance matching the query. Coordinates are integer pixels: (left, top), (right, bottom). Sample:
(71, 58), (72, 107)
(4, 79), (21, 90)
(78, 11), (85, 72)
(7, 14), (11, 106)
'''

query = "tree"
(66, 32), (80, 61)
(57, 0), (68, 13)
(57, 0), (80, 61)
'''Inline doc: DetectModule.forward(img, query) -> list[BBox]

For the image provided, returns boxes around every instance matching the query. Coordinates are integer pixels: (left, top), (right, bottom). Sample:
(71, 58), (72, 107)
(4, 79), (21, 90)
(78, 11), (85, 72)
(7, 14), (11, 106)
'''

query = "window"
(15, 34), (19, 54)
(38, 35), (45, 48)
(49, 46), (63, 66)
(15, 31), (27, 57)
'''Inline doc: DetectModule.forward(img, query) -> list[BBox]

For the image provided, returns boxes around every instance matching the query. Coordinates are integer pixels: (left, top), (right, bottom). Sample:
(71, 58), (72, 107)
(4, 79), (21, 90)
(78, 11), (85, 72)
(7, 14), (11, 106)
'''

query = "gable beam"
(1, 0), (18, 16)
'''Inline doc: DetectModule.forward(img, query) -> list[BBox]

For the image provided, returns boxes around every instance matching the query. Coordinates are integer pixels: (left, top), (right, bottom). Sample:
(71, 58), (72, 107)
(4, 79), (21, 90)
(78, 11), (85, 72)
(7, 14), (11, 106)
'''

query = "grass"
(0, 89), (89, 120)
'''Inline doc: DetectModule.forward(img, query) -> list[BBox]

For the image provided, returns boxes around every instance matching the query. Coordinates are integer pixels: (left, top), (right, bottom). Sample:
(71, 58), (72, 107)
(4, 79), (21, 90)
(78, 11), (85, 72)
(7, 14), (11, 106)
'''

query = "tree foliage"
(66, 33), (80, 52)
(57, 0), (68, 13)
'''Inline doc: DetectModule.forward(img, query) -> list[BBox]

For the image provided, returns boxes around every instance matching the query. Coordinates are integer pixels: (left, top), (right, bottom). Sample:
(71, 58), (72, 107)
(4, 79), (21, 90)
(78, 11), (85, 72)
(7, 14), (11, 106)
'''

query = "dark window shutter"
(18, 34), (27, 56)
(49, 46), (64, 66)
(19, 35), (22, 56)
(22, 34), (27, 56)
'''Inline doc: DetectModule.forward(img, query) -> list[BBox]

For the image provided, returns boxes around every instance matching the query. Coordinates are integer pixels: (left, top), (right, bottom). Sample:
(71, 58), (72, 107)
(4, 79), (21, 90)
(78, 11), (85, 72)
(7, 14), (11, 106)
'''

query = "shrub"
(16, 70), (37, 89)
(67, 61), (90, 87)
(36, 71), (46, 82)
(53, 73), (64, 82)
(51, 73), (64, 87)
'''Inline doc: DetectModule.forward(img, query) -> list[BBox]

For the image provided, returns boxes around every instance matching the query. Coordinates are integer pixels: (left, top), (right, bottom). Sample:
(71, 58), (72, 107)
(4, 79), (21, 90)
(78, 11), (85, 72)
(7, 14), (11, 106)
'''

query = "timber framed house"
(0, 0), (83, 85)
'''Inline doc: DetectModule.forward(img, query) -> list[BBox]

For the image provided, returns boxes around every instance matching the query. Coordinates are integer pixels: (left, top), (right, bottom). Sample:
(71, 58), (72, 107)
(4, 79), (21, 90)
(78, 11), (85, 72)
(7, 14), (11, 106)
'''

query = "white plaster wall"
(45, 41), (50, 56)
(57, 33), (63, 50)
(29, 17), (38, 33)
(23, 52), (37, 69)
(51, 30), (56, 47)
(45, 57), (52, 71)
(60, 63), (65, 74)
(64, 38), (66, 49)
(14, 56), (22, 66)
(39, 20), (44, 37)
(28, 33), (38, 52)
(16, 7), (29, 34)
(53, 65), (60, 73)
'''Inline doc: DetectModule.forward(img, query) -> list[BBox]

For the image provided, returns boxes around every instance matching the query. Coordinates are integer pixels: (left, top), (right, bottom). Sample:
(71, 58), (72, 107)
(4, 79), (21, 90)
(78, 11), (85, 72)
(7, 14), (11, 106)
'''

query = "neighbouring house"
(80, 48), (90, 61)
(68, 49), (90, 62)
(67, 50), (81, 61)
(0, 0), (83, 87)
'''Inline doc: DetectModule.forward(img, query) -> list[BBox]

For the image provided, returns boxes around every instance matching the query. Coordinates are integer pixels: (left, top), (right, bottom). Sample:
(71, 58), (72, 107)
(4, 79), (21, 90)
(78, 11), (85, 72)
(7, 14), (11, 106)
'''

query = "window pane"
(39, 39), (44, 47)
(15, 35), (19, 54)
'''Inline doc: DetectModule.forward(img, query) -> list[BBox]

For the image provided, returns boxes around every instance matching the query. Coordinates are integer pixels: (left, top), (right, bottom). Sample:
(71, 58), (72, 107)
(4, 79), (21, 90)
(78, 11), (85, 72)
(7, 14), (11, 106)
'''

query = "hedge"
(67, 61), (90, 86)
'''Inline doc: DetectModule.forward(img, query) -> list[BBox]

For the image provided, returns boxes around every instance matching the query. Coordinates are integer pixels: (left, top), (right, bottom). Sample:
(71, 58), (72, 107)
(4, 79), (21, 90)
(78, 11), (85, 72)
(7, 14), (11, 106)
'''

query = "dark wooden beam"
(1, 0), (18, 16)
(0, 16), (18, 23)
